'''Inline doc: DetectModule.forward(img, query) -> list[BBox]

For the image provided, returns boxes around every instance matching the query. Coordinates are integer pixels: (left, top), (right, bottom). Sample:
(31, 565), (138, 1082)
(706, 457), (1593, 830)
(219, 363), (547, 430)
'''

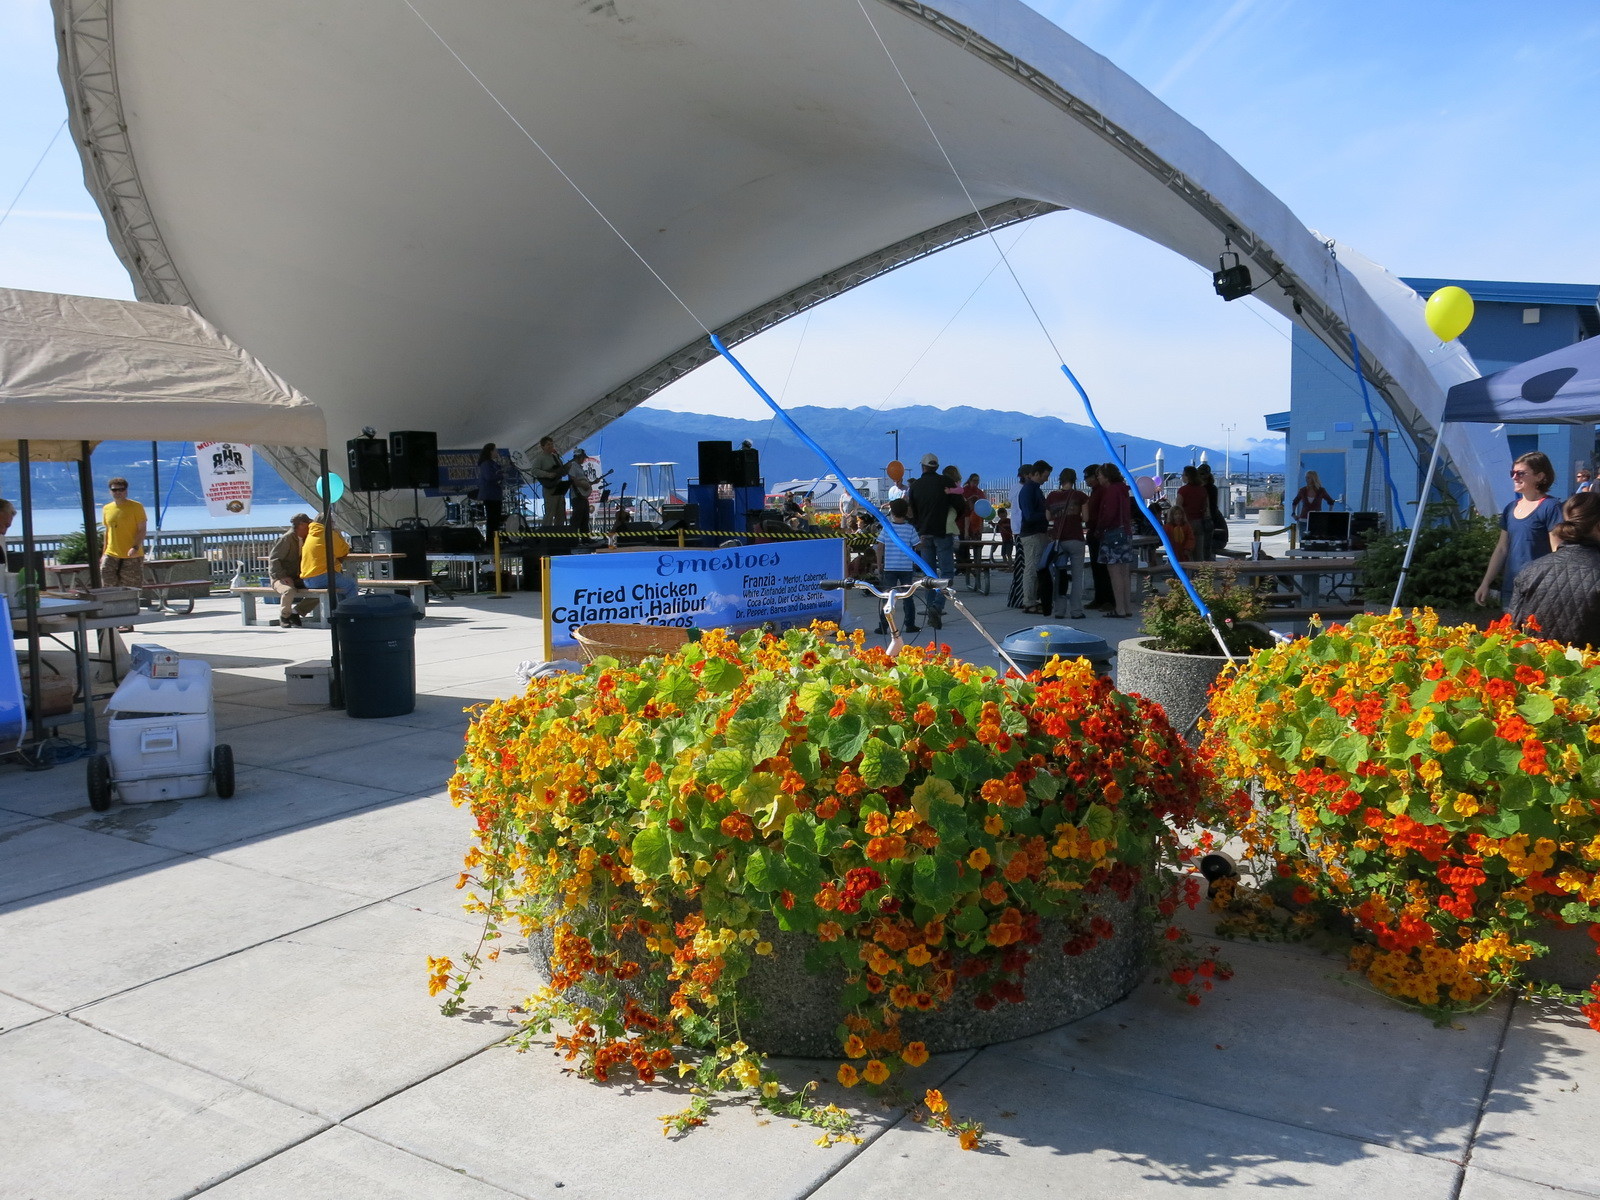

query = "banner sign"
(195, 441), (253, 516)
(428, 447), (514, 497)
(544, 539), (845, 654)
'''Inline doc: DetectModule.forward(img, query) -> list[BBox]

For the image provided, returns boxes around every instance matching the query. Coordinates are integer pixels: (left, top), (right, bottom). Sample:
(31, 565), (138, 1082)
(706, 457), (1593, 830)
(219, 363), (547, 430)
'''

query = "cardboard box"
(285, 660), (331, 705)
(131, 644), (180, 678)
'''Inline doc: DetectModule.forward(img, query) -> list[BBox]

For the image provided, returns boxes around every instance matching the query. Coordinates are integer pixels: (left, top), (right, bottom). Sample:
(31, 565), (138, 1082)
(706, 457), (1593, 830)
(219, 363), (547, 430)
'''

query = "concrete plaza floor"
(4, 552), (1599, 1199)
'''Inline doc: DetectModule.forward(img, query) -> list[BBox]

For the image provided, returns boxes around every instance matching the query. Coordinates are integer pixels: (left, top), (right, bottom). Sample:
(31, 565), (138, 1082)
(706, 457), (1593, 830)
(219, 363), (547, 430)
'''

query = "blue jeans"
(878, 569), (918, 631)
(918, 534), (956, 618)
(304, 570), (358, 601)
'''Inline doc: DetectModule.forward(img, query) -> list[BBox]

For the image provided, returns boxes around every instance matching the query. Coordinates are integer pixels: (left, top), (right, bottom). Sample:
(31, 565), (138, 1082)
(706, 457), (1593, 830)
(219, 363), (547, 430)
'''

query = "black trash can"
(332, 592), (416, 718)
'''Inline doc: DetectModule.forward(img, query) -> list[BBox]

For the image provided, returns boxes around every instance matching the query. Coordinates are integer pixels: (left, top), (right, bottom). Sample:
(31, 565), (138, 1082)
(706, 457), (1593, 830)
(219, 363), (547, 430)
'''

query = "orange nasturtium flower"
(967, 847), (992, 871)
(862, 1059), (891, 1085)
(837, 1063), (860, 1087)
(901, 1041), (930, 1067)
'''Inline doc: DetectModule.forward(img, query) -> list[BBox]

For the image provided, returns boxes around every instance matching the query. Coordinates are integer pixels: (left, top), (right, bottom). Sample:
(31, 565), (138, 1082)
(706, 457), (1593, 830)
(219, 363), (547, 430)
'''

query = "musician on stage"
(568, 448), (597, 535)
(528, 435), (568, 525)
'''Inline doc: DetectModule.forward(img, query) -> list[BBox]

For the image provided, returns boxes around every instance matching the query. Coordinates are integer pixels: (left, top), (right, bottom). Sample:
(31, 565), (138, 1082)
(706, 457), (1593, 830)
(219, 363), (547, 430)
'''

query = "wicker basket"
(572, 623), (692, 665)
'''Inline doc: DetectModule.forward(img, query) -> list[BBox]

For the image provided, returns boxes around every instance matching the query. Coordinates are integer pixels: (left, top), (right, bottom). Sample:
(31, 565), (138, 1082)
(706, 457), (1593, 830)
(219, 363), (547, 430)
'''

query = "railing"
(4, 526), (288, 586)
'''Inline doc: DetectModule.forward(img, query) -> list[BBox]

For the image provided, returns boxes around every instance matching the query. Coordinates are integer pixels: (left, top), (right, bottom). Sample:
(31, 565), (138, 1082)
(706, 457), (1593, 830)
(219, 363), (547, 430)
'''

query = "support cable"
(401, 1), (933, 586)
(851, 0), (1235, 660)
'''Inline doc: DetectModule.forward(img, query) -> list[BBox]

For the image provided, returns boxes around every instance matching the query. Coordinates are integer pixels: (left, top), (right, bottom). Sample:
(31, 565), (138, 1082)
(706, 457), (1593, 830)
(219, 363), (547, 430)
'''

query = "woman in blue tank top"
(1475, 451), (1563, 609)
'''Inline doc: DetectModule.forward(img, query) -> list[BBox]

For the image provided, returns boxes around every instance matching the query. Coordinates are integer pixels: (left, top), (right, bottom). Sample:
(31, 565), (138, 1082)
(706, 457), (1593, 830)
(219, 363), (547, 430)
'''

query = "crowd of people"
(867, 451), (1211, 627)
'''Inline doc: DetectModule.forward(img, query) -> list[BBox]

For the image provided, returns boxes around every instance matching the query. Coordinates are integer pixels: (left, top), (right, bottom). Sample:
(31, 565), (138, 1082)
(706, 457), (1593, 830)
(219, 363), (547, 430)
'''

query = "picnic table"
(46, 558), (213, 614)
(1133, 555), (1367, 620)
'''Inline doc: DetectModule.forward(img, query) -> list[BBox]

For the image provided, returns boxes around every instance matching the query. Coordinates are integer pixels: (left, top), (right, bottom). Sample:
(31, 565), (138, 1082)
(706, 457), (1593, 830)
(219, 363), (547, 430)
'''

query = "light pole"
(1013, 437), (1023, 469)
(887, 429), (900, 462)
(1118, 443), (1127, 468)
(1222, 423), (1237, 482)
(1244, 451), (1252, 493)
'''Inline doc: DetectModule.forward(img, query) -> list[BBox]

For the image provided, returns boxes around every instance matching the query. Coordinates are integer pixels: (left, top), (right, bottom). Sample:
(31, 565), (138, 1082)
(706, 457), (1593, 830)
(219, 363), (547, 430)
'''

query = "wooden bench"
(233, 579), (429, 627)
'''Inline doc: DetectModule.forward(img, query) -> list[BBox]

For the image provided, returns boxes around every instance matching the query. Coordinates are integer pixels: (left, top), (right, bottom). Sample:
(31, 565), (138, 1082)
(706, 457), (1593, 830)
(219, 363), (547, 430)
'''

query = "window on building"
(1523, 307), (1542, 324)
(1306, 431), (1326, 442)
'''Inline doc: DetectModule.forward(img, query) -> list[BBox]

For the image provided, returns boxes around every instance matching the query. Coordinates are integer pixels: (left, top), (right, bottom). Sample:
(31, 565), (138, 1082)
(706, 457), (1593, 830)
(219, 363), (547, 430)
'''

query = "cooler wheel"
(87, 755), (113, 812)
(213, 744), (236, 799)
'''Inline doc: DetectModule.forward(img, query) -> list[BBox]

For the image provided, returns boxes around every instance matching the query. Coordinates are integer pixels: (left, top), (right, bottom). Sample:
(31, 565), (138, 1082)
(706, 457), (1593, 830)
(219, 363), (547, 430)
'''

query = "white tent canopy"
(55, 0), (1495, 510)
(0, 287), (325, 448)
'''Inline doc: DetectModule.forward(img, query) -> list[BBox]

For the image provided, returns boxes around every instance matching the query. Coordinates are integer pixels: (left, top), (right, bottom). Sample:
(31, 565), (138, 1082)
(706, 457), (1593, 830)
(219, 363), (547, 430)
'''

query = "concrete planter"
(1258, 506), (1284, 526)
(1115, 636), (1232, 744)
(530, 886), (1149, 1057)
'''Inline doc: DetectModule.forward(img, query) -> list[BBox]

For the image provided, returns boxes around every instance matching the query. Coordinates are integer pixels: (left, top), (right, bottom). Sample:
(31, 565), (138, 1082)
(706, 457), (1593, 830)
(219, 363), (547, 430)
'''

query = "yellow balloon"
(1425, 286), (1475, 343)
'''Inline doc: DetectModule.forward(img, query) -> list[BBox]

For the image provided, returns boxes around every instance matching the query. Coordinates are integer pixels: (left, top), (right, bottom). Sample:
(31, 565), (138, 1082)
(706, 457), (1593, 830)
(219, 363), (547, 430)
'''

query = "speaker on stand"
(729, 446), (761, 489)
(697, 440), (732, 486)
(388, 430), (439, 522)
(347, 437), (390, 533)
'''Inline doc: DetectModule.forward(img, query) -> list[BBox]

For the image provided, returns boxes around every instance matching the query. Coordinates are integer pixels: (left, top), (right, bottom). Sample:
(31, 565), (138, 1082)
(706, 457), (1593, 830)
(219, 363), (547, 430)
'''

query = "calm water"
(18, 503), (312, 538)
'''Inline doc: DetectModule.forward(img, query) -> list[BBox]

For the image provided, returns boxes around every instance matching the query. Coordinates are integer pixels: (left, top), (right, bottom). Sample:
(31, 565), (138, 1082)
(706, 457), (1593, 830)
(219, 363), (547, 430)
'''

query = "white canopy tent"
(54, 0), (1500, 520)
(0, 288), (325, 446)
(1, 286), (327, 754)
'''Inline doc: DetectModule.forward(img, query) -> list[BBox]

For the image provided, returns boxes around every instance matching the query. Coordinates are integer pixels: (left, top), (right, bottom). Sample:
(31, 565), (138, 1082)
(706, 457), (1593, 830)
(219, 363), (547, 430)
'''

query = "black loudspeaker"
(346, 437), (391, 492)
(659, 502), (700, 530)
(389, 430), (439, 489)
(729, 446), (760, 488)
(698, 440), (733, 486)
(371, 528), (427, 581)
(1350, 511), (1384, 546)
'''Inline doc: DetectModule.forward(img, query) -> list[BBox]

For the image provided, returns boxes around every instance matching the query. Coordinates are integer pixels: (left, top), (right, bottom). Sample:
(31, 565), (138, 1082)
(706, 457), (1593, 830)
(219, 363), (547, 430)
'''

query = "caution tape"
(496, 528), (876, 546)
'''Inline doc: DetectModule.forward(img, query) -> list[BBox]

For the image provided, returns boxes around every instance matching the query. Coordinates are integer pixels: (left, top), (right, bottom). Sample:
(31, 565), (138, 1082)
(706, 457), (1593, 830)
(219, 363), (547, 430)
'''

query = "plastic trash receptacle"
(332, 592), (416, 718)
(999, 625), (1114, 675)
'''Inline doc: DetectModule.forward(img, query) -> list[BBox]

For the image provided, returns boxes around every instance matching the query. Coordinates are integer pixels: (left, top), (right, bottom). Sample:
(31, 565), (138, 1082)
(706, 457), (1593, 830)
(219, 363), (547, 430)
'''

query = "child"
(994, 505), (1014, 561)
(1162, 505), (1195, 562)
(874, 497), (921, 635)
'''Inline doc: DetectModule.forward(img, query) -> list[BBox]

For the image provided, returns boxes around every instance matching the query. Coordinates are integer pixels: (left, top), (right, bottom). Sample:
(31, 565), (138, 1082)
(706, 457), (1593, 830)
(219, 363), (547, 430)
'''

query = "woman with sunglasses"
(1475, 451), (1563, 609)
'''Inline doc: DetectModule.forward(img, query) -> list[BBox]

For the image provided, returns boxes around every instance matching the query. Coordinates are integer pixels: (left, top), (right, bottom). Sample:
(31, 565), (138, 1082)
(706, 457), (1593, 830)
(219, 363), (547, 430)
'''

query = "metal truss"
(548, 197), (1062, 449)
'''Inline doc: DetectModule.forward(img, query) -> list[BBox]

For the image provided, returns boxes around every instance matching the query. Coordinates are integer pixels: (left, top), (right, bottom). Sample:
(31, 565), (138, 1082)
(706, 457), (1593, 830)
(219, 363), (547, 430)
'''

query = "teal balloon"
(973, 498), (994, 519)
(315, 472), (346, 504)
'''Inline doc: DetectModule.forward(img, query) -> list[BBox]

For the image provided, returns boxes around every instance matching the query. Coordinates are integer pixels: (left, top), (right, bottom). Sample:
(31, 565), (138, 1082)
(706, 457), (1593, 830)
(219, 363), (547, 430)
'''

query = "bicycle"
(819, 575), (1025, 674)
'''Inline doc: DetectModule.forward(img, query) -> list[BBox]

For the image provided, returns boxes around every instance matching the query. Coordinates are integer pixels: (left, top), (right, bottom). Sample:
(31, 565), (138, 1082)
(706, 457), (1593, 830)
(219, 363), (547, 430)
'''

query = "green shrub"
(1141, 567), (1275, 656)
(53, 527), (92, 566)
(1358, 510), (1499, 610)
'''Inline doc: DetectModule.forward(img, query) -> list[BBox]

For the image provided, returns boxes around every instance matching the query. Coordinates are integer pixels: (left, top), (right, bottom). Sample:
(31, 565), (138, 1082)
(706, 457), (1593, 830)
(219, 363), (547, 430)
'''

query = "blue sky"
(2, 0), (1596, 453)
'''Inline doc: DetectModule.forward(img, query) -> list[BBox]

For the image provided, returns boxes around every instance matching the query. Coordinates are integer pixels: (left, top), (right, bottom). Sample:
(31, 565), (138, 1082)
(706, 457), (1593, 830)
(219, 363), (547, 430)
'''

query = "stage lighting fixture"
(1213, 245), (1253, 301)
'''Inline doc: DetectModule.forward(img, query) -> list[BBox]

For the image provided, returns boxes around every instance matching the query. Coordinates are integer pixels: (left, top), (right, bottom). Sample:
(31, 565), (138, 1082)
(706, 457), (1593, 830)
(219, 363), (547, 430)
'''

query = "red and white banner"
(195, 441), (254, 517)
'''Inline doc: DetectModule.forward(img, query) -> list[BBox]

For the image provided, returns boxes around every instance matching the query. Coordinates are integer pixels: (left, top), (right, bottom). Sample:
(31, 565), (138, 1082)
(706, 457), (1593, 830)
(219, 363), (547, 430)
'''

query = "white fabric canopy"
(54, 0), (1485, 508)
(0, 287), (325, 447)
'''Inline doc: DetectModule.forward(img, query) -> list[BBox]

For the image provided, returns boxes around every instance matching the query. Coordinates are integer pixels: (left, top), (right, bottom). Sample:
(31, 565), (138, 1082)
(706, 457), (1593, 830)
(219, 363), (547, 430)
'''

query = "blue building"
(1269, 278), (1600, 524)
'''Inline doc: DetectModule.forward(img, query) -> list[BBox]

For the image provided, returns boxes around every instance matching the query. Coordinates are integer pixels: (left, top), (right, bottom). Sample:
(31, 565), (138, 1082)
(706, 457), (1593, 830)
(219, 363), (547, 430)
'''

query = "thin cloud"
(1149, 0), (1262, 96)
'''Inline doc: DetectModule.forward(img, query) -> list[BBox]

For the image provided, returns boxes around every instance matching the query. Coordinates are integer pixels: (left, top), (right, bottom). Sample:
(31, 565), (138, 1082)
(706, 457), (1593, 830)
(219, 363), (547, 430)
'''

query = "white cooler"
(107, 659), (217, 802)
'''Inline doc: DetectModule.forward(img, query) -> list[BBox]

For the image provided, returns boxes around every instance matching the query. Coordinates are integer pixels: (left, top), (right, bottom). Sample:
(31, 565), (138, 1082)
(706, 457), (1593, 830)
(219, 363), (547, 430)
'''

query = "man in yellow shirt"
(300, 519), (358, 601)
(101, 477), (147, 590)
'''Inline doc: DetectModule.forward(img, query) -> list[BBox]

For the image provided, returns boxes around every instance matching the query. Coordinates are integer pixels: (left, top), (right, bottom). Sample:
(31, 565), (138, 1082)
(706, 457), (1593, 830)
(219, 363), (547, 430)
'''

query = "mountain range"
(3, 406), (1282, 512)
(580, 404), (1282, 490)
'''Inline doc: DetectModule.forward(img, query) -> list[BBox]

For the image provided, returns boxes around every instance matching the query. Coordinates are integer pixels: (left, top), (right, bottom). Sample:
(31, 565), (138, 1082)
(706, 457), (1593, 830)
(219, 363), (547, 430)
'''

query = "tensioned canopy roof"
(54, 0), (1504, 510)
(0, 286), (326, 447)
